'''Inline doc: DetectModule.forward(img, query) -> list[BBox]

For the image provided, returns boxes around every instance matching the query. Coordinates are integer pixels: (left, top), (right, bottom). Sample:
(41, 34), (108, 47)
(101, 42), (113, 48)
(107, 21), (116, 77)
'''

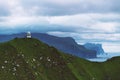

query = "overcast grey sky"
(0, 0), (120, 52)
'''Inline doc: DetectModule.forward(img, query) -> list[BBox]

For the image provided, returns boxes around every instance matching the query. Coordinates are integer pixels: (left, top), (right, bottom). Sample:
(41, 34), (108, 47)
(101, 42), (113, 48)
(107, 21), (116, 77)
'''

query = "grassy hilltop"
(0, 38), (120, 80)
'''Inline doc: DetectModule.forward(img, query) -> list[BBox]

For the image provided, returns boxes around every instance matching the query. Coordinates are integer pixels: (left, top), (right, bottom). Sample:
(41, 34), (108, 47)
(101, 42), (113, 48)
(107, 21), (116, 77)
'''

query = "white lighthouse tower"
(27, 31), (31, 38)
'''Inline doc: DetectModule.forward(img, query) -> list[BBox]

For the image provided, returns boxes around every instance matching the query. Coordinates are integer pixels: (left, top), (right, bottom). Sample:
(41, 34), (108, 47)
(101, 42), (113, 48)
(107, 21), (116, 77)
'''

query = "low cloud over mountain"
(0, 0), (120, 52)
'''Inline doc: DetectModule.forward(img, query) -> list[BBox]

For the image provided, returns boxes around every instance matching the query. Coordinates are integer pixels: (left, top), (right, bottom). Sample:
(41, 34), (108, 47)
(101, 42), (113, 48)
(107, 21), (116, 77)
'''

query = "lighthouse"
(27, 31), (31, 38)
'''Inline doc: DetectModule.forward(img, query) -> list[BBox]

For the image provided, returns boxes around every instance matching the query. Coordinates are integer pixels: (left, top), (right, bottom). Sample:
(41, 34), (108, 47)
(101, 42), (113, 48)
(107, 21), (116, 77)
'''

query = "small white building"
(27, 31), (31, 38)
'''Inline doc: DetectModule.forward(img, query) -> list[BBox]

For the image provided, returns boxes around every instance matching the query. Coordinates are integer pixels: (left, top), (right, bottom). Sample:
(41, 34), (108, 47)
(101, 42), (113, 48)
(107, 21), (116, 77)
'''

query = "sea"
(87, 52), (120, 62)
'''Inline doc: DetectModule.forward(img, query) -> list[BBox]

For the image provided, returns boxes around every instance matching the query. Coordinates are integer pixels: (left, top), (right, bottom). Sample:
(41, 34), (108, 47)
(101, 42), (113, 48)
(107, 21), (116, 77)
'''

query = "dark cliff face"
(84, 43), (105, 55)
(0, 33), (96, 58)
(32, 33), (96, 58)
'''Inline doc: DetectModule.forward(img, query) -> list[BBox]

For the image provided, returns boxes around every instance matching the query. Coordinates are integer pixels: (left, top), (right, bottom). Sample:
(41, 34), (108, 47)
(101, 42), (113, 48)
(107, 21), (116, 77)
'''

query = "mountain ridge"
(0, 33), (96, 58)
(0, 38), (120, 80)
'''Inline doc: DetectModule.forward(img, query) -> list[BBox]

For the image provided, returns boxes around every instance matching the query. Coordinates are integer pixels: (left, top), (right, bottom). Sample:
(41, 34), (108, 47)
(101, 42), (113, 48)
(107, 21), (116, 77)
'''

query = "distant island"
(84, 43), (106, 55)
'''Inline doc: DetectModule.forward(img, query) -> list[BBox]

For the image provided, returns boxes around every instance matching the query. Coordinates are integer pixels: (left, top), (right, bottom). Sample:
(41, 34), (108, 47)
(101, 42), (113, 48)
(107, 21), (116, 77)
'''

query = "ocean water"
(87, 53), (120, 62)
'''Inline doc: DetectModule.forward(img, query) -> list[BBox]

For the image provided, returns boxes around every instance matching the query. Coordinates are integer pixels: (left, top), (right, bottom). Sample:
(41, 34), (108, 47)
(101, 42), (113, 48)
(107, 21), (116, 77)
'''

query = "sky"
(0, 0), (120, 53)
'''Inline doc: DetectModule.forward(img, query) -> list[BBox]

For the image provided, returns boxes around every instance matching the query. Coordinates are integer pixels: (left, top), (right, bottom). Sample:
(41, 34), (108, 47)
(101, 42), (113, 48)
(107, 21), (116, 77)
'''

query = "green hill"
(0, 38), (120, 80)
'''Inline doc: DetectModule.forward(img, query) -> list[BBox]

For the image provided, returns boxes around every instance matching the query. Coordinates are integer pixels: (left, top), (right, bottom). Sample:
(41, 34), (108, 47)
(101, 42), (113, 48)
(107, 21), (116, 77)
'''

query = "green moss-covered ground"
(0, 38), (120, 80)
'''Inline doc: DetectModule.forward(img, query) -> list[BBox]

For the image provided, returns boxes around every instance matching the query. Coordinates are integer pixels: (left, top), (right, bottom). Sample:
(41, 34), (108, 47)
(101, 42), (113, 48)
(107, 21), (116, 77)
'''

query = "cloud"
(49, 13), (120, 33)
(1, 0), (120, 16)
(0, 0), (120, 52)
(0, 7), (10, 16)
(47, 31), (120, 42)
(21, 0), (120, 15)
(0, 13), (120, 34)
(0, 13), (119, 34)
(103, 43), (120, 53)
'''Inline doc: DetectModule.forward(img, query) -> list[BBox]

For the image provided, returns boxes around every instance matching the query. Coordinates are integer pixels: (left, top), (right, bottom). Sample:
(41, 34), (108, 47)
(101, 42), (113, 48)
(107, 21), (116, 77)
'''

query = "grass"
(0, 38), (120, 80)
